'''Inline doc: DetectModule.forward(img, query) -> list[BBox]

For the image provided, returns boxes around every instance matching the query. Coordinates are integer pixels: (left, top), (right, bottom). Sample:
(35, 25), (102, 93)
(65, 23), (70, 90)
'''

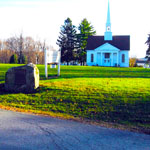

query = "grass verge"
(0, 64), (150, 134)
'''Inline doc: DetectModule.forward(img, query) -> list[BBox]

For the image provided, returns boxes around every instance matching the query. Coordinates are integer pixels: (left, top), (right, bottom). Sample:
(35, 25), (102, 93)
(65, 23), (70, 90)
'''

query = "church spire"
(107, 0), (111, 25)
(104, 0), (112, 41)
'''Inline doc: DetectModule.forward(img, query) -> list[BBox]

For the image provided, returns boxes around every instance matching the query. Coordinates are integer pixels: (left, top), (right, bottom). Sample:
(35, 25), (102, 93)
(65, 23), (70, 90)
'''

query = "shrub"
(9, 54), (18, 64)
(18, 54), (28, 64)
(129, 57), (137, 67)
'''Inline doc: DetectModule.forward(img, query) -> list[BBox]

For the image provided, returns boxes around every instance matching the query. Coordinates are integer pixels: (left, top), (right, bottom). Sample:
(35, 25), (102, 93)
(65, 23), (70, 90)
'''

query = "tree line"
(0, 33), (50, 64)
(57, 18), (96, 65)
(0, 18), (96, 65)
(1, 17), (150, 66)
(0, 17), (96, 65)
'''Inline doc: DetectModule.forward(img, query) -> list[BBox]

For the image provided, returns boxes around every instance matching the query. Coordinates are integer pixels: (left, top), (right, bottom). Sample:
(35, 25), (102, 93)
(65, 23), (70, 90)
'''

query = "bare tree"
(0, 49), (14, 63)
(0, 34), (50, 64)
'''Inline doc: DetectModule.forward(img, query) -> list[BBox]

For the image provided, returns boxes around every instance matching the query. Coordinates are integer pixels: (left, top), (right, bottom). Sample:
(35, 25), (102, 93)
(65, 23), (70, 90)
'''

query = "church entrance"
(104, 53), (111, 66)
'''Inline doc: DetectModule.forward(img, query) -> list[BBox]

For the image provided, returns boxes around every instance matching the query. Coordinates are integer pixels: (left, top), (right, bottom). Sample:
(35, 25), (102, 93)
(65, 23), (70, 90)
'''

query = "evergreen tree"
(145, 34), (150, 62)
(18, 54), (27, 64)
(78, 19), (96, 65)
(9, 54), (18, 64)
(57, 18), (78, 65)
(22, 54), (27, 64)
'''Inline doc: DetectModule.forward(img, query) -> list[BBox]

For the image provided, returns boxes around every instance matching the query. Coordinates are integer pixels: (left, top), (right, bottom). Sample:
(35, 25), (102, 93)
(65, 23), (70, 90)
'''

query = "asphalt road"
(0, 109), (150, 150)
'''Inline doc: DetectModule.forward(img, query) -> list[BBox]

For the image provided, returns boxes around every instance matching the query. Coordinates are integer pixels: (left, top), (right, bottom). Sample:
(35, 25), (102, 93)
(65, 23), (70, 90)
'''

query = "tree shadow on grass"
(39, 68), (150, 79)
(0, 83), (61, 95)
(40, 75), (150, 80)
(0, 83), (5, 94)
(0, 83), (42, 95)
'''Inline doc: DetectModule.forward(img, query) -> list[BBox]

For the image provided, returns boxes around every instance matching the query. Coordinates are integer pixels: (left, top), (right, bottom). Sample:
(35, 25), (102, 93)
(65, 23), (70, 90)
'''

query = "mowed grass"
(0, 64), (150, 132)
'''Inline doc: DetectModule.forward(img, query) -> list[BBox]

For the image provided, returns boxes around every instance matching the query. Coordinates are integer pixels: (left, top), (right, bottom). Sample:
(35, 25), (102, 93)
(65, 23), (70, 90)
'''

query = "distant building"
(86, 0), (130, 67)
(136, 58), (147, 67)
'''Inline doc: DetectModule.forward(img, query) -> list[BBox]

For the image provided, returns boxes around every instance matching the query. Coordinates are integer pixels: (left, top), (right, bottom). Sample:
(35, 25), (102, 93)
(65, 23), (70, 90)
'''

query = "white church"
(86, 0), (130, 67)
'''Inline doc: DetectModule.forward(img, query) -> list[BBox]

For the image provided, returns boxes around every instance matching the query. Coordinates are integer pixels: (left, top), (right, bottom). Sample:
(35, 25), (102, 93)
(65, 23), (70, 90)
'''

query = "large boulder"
(5, 63), (39, 93)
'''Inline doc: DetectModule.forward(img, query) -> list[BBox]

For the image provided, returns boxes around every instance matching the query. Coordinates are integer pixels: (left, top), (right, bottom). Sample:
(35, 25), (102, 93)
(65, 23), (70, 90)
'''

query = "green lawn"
(0, 64), (150, 133)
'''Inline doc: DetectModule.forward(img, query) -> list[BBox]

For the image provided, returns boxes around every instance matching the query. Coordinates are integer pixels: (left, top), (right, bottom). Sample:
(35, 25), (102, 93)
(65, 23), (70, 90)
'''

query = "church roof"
(86, 36), (130, 51)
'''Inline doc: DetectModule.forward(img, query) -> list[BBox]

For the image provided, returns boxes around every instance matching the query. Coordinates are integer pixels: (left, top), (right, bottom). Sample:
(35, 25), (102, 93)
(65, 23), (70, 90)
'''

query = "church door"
(104, 53), (111, 66)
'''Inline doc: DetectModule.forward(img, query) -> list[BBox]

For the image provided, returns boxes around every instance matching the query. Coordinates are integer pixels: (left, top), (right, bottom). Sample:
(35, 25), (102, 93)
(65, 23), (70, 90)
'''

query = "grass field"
(0, 64), (150, 133)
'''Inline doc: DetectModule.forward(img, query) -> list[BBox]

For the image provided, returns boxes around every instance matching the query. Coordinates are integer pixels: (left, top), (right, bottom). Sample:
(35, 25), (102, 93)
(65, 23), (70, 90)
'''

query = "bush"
(9, 54), (18, 64)
(129, 57), (137, 67)
(18, 54), (27, 64)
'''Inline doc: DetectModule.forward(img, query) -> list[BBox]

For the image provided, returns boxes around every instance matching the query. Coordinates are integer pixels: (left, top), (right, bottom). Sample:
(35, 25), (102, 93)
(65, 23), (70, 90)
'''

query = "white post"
(44, 49), (48, 78)
(57, 50), (61, 76)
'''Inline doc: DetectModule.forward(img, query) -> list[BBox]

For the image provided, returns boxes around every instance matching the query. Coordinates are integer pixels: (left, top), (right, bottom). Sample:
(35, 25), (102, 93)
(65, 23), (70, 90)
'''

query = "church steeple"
(104, 0), (112, 41)
(106, 0), (111, 25)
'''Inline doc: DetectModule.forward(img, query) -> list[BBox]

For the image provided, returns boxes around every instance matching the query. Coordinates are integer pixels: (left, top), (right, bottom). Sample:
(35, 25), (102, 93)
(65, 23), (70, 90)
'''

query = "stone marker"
(5, 63), (39, 92)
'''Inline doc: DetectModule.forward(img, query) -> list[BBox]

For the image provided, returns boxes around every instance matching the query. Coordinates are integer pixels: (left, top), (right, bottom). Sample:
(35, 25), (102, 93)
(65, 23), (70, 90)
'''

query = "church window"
(105, 53), (110, 58)
(122, 54), (125, 63)
(91, 54), (94, 62)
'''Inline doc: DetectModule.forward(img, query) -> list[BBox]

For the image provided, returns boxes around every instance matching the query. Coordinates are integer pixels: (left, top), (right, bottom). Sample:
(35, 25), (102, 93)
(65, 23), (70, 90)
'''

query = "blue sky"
(0, 0), (149, 58)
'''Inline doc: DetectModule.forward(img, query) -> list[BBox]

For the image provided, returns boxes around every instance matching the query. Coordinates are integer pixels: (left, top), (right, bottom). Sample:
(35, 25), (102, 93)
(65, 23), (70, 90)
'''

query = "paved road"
(0, 109), (150, 150)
